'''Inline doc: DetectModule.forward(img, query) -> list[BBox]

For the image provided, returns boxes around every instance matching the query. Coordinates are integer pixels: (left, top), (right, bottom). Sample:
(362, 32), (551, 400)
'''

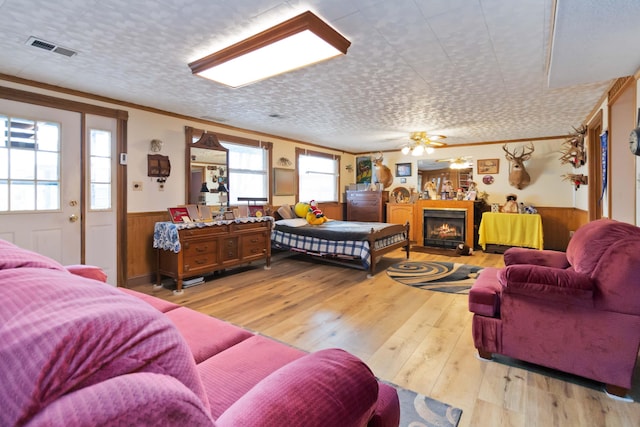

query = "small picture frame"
(185, 204), (200, 221)
(223, 211), (235, 220)
(273, 168), (296, 196)
(248, 205), (264, 217)
(477, 159), (499, 174)
(395, 163), (412, 177)
(400, 178), (407, 184)
(168, 207), (190, 223)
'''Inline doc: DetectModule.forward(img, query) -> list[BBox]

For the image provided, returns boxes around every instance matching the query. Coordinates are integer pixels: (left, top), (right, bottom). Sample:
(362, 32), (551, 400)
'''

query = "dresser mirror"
(185, 127), (229, 210)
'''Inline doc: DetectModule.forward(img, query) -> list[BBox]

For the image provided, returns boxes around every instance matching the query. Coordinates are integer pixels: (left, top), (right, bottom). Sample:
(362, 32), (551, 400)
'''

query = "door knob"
(69, 214), (79, 223)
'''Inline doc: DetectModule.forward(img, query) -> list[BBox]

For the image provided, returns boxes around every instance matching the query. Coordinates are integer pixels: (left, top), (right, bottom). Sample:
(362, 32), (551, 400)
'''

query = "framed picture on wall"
(477, 159), (499, 174)
(395, 163), (412, 177)
(356, 156), (372, 183)
(273, 168), (296, 196)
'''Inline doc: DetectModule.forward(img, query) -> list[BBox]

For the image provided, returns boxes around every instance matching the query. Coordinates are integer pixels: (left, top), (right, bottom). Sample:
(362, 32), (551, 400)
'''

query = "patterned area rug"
(387, 381), (462, 426)
(387, 261), (483, 294)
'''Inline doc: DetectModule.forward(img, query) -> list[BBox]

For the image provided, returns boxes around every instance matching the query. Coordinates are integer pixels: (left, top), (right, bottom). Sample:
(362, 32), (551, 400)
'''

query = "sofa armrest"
(65, 264), (108, 282)
(503, 247), (570, 269)
(216, 348), (379, 427)
(499, 265), (594, 307)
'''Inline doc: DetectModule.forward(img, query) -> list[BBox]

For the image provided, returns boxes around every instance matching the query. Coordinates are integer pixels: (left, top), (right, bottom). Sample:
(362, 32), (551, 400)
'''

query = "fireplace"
(423, 209), (466, 248)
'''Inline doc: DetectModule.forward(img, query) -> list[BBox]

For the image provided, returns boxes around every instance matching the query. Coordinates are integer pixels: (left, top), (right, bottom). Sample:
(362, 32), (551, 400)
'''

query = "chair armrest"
(499, 265), (594, 307)
(216, 348), (379, 427)
(503, 247), (570, 269)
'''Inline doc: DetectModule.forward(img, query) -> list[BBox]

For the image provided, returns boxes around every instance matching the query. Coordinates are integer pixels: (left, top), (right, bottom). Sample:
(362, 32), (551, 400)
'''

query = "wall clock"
(630, 128), (640, 156)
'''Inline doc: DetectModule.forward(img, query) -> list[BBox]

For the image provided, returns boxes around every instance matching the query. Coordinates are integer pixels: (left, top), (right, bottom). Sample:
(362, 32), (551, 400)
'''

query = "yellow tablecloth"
(478, 212), (543, 250)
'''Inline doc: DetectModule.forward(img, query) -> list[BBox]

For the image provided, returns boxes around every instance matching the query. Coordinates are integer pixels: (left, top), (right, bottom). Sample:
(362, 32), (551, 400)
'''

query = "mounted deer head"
(503, 143), (534, 189)
(372, 152), (393, 189)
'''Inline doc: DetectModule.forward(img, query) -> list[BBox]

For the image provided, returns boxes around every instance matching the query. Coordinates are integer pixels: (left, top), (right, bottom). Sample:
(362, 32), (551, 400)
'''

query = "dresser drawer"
(221, 237), (239, 261)
(241, 233), (267, 258)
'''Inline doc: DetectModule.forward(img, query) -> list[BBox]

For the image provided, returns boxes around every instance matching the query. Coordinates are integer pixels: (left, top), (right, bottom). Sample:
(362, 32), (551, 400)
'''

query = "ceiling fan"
(401, 131), (447, 156)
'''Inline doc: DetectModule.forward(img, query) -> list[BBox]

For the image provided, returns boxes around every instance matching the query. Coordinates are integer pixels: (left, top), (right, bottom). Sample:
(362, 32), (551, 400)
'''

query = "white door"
(84, 115), (118, 285)
(0, 102), (118, 285)
(0, 99), (82, 264)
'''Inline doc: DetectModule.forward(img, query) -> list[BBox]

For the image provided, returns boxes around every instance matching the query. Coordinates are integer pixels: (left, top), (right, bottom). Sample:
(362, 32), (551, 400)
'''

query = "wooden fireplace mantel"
(414, 200), (475, 249)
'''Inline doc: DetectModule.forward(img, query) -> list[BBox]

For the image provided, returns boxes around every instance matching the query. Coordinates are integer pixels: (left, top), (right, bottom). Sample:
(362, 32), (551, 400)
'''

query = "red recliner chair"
(468, 218), (640, 398)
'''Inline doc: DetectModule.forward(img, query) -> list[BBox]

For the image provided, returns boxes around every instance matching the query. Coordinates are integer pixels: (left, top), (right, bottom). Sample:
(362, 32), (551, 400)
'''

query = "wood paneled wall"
(127, 211), (169, 286)
(535, 207), (588, 250)
(125, 206), (588, 284)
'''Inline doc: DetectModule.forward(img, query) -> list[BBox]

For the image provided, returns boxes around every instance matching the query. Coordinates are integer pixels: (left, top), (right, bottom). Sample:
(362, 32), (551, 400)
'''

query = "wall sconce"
(188, 11), (351, 87)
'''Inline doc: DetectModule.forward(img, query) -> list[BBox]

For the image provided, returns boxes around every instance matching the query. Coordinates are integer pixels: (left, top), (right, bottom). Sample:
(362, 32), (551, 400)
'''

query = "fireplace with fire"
(423, 209), (466, 248)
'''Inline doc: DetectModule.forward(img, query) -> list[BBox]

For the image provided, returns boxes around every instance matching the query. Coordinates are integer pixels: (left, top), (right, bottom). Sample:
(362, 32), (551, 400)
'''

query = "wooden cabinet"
(387, 203), (416, 242)
(346, 190), (388, 222)
(156, 219), (271, 293)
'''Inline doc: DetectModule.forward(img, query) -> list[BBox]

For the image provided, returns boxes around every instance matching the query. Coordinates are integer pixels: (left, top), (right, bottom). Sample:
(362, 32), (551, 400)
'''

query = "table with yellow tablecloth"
(478, 212), (543, 250)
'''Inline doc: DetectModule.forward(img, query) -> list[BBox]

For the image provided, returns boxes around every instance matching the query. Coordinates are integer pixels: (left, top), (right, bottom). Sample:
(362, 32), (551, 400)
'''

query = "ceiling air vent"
(26, 37), (77, 57)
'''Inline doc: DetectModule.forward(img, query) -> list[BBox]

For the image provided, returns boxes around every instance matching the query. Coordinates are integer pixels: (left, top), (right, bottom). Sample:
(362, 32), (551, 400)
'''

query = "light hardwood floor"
(130, 249), (640, 427)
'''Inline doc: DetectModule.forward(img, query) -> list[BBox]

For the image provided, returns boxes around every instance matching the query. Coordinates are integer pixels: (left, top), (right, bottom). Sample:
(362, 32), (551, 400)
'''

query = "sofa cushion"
(119, 288), (181, 313)
(216, 348), (379, 427)
(468, 267), (504, 317)
(197, 335), (306, 418)
(0, 267), (207, 426)
(0, 239), (65, 272)
(26, 373), (215, 427)
(165, 307), (254, 364)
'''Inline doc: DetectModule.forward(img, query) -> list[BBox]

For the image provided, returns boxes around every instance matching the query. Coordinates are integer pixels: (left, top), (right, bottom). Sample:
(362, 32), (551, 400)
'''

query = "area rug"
(387, 261), (483, 294)
(387, 381), (463, 426)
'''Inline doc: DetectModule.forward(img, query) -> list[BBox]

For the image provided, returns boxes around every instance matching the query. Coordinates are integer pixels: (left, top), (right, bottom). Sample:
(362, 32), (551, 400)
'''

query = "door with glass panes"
(0, 100), (117, 285)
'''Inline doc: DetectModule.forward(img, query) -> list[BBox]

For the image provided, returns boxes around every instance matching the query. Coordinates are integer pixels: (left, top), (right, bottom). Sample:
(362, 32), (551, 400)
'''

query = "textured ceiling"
(0, 0), (637, 153)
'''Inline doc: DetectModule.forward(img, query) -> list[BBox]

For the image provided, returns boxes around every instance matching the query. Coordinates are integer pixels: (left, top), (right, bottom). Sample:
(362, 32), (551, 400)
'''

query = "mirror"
(417, 158), (472, 196)
(185, 129), (229, 210)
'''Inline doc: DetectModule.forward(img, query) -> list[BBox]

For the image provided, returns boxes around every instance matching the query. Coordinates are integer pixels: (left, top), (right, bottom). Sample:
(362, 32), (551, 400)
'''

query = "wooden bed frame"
(274, 221), (411, 277)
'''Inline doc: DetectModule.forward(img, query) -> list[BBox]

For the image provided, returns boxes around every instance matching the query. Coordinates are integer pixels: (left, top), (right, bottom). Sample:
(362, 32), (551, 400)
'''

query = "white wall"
(380, 139), (576, 208)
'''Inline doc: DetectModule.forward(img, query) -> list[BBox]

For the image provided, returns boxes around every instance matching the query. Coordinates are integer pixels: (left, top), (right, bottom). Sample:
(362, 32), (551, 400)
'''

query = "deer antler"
(374, 151), (384, 162)
(520, 142), (535, 157)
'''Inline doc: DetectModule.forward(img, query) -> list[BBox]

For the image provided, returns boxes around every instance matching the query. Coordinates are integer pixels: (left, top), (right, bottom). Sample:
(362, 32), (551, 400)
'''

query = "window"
(222, 141), (268, 204)
(0, 115), (60, 211)
(297, 150), (339, 202)
(89, 129), (112, 210)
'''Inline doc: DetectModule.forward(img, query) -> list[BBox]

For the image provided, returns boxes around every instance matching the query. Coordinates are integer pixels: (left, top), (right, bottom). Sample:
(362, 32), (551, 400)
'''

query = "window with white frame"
(0, 115), (61, 211)
(297, 150), (339, 202)
(89, 129), (112, 210)
(221, 141), (268, 204)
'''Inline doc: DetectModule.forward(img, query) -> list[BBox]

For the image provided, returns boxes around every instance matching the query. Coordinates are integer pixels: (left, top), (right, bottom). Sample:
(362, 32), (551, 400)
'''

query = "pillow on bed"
(277, 204), (296, 219)
(275, 218), (309, 227)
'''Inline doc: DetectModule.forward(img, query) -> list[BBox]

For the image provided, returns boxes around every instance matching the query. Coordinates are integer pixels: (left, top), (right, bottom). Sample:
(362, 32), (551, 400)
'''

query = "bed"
(271, 218), (410, 276)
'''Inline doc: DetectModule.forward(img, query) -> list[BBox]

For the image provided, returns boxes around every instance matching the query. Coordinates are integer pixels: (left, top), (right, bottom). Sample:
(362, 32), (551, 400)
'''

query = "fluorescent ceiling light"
(189, 11), (351, 88)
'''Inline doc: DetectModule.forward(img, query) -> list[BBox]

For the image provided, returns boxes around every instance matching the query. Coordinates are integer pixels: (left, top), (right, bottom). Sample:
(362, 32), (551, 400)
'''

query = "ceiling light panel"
(189, 11), (351, 88)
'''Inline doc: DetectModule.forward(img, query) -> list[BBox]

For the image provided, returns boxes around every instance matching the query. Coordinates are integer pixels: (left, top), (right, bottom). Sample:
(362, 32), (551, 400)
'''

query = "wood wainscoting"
(127, 211), (170, 287)
(535, 207), (588, 251)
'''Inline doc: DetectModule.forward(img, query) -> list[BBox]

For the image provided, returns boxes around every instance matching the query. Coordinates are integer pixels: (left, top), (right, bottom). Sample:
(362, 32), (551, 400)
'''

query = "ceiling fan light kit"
(402, 131), (446, 156)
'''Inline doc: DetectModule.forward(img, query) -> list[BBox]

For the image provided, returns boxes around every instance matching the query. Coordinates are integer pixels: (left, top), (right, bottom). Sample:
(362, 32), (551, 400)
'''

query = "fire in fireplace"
(423, 209), (466, 248)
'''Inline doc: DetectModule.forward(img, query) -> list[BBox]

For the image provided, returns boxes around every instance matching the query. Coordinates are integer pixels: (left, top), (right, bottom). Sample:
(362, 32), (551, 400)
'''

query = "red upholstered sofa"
(0, 239), (400, 426)
(468, 218), (640, 398)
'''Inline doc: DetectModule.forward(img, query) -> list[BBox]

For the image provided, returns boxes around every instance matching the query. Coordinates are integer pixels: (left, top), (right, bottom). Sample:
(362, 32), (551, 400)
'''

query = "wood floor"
(130, 249), (640, 427)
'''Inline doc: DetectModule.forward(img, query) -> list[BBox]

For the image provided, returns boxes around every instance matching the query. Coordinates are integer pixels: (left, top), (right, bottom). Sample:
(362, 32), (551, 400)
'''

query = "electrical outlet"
(132, 181), (143, 191)
(569, 230), (575, 238)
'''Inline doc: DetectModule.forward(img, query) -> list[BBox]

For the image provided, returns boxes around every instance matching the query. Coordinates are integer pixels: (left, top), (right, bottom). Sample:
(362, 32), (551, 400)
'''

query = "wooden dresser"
(346, 190), (389, 222)
(155, 218), (271, 293)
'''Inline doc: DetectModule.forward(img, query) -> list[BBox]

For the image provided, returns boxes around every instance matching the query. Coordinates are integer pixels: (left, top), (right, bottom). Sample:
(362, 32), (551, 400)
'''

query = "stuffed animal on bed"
(294, 202), (310, 218)
(306, 200), (328, 225)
